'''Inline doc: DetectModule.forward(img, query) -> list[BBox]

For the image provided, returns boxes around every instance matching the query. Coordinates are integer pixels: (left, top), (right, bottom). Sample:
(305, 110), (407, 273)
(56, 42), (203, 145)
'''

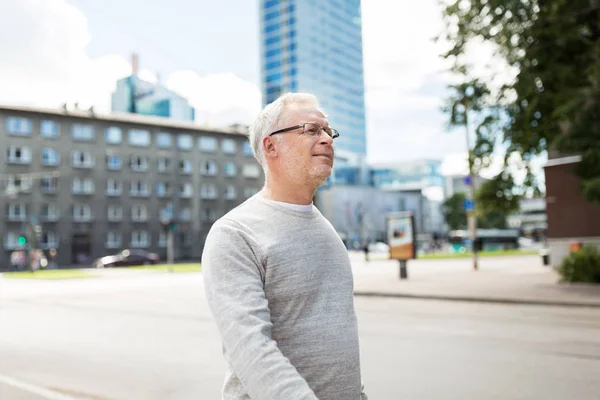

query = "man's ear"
(263, 136), (278, 159)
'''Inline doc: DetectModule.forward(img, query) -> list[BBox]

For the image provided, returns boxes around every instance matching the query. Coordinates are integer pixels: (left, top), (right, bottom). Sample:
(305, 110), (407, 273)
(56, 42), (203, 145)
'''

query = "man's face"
(275, 103), (335, 187)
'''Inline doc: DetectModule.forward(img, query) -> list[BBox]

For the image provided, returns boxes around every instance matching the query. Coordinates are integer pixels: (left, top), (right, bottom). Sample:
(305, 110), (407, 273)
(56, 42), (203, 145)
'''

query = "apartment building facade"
(0, 105), (264, 270)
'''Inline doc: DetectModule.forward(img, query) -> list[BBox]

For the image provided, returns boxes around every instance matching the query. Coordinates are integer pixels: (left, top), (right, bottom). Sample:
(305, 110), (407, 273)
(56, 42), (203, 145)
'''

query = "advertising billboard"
(387, 212), (417, 260)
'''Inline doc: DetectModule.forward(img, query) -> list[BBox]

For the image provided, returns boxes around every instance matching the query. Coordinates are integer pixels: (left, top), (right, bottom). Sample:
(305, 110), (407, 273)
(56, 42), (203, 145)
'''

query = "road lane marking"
(0, 373), (78, 400)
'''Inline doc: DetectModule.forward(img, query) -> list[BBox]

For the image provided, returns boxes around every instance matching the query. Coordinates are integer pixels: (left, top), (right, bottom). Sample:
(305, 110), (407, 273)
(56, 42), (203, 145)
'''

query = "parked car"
(94, 249), (160, 268)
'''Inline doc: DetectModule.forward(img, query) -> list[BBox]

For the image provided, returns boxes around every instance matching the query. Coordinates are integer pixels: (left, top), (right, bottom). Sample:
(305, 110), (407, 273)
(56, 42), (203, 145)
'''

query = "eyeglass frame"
(268, 123), (340, 139)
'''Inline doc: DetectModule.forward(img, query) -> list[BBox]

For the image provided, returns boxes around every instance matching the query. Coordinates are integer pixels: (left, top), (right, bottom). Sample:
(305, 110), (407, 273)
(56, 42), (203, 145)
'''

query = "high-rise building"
(259, 0), (367, 182)
(111, 54), (195, 122)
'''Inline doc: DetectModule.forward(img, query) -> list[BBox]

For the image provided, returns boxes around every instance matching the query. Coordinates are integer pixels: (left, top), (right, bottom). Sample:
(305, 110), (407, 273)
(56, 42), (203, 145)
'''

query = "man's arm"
(202, 219), (318, 400)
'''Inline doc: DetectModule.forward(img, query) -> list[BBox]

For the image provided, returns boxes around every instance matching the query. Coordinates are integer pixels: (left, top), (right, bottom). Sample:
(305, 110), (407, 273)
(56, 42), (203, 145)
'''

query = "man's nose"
(318, 129), (334, 145)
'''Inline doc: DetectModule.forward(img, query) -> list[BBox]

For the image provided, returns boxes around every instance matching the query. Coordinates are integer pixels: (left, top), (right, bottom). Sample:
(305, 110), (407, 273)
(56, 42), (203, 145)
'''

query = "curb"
(353, 291), (600, 308)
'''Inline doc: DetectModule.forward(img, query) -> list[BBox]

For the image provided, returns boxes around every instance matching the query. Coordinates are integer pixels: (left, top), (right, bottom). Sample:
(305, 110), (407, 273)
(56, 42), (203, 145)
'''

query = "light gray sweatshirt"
(202, 194), (367, 399)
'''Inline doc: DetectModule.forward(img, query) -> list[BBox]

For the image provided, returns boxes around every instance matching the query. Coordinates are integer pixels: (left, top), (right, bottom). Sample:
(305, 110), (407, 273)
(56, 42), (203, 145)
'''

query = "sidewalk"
(349, 252), (600, 308)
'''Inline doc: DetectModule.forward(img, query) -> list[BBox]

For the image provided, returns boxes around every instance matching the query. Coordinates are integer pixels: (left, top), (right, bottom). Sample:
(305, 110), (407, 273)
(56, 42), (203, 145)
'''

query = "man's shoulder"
(208, 195), (268, 234)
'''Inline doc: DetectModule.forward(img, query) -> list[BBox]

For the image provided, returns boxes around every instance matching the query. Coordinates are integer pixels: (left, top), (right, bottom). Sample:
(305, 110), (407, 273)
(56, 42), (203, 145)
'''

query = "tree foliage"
(439, 0), (600, 205)
(442, 192), (509, 230)
(442, 192), (468, 230)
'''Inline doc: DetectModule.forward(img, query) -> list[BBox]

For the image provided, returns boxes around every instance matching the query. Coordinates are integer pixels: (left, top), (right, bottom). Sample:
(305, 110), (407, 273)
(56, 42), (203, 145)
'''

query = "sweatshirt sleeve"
(202, 218), (318, 400)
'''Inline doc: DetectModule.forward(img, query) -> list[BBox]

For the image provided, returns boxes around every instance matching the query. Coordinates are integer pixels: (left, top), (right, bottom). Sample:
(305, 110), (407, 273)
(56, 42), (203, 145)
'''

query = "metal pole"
(167, 229), (174, 273)
(399, 260), (408, 280)
(465, 110), (479, 271)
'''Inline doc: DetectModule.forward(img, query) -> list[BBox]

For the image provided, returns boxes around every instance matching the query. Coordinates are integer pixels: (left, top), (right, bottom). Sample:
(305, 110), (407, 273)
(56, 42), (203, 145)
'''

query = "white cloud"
(167, 71), (261, 126)
(0, 0), (259, 128)
(360, 0), (519, 164)
(0, 0), (130, 111)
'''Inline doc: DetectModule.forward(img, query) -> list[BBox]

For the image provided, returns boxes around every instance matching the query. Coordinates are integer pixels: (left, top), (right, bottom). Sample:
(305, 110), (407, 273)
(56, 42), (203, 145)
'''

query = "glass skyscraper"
(259, 0), (367, 179)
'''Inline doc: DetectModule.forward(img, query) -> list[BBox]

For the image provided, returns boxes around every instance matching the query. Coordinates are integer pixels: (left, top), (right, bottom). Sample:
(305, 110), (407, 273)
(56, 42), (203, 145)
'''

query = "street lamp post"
(464, 114), (479, 271)
(160, 203), (175, 273)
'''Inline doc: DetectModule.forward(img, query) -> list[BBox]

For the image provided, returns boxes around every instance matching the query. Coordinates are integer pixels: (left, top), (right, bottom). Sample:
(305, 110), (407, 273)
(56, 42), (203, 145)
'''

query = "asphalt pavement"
(1, 267), (599, 399)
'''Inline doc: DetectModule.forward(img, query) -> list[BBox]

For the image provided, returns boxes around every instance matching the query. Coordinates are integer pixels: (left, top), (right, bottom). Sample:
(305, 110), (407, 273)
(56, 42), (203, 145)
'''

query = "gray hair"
(248, 92), (323, 167)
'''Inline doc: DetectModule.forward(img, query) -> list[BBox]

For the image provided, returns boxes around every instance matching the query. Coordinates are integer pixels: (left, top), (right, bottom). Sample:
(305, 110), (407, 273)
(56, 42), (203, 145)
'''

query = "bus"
(448, 229), (520, 253)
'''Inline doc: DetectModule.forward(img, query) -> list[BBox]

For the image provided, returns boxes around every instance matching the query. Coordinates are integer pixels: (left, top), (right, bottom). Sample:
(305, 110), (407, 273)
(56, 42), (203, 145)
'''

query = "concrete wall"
(548, 237), (600, 268)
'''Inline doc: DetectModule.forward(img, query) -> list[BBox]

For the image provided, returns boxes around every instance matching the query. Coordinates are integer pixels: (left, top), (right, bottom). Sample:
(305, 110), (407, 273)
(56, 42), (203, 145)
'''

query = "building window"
(177, 134), (193, 150)
(201, 208), (217, 222)
(201, 160), (218, 176)
(106, 232), (121, 248)
(128, 129), (151, 147)
(41, 176), (57, 194)
(200, 184), (217, 199)
(41, 120), (59, 138)
(72, 124), (94, 141)
(180, 159), (193, 174)
(6, 146), (32, 164)
(131, 204), (148, 222)
(6, 204), (27, 221)
(4, 232), (26, 250)
(131, 231), (150, 248)
(224, 185), (237, 200)
(179, 231), (193, 247)
(158, 232), (167, 248)
(72, 177), (95, 195)
(222, 139), (237, 154)
(130, 181), (151, 197)
(6, 175), (32, 193)
(71, 150), (94, 168)
(179, 183), (193, 198)
(106, 155), (122, 170)
(158, 157), (171, 173)
(130, 155), (149, 172)
(156, 182), (170, 197)
(107, 205), (123, 222)
(41, 204), (60, 221)
(73, 205), (92, 221)
(106, 179), (122, 196)
(6, 117), (31, 136)
(242, 142), (253, 156)
(242, 164), (261, 178)
(178, 208), (192, 222)
(105, 127), (123, 144)
(41, 148), (60, 166)
(244, 187), (259, 198)
(156, 132), (172, 148)
(40, 231), (59, 249)
(199, 136), (217, 152)
(223, 162), (237, 177)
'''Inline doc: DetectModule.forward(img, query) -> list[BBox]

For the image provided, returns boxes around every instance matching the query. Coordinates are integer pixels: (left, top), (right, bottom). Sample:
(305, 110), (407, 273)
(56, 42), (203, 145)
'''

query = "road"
(1, 268), (599, 400)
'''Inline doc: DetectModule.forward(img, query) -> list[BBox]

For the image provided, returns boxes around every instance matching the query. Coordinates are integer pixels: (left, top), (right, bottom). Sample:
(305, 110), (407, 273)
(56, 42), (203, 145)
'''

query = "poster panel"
(387, 212), (416, 260)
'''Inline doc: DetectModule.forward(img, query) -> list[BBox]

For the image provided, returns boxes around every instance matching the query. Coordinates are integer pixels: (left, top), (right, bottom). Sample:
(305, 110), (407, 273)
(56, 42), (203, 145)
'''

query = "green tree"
(442, 193), (467, 230)
(438, 0), (600, 205)
(442, 191), (510, 230)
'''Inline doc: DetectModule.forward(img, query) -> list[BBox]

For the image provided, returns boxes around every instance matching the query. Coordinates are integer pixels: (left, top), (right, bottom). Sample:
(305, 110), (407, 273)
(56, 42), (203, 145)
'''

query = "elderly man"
(202, 93), (367, 399)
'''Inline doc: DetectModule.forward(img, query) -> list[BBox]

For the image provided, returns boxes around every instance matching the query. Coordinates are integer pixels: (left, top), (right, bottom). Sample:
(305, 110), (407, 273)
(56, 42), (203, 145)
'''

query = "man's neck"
(262, 179), (315, 205)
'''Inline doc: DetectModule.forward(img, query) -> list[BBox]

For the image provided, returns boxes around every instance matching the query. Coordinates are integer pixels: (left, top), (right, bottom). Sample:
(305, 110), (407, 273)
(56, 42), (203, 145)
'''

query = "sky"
(0, 0), (515, 175)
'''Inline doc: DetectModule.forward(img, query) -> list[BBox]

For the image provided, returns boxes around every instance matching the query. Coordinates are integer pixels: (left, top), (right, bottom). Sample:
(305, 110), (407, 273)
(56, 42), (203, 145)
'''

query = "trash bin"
(539, 248), (550, 266)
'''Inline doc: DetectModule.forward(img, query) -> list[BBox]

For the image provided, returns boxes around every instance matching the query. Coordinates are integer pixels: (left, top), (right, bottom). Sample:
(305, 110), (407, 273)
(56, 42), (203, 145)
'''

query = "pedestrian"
(363, 240), (370, 262)
(202, 93), (368, 400)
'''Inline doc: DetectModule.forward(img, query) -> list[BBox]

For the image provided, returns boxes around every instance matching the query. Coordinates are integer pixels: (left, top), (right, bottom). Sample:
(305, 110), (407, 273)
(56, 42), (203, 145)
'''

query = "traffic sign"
(464, 176), (472, 186)
(464, 199), (475, 212)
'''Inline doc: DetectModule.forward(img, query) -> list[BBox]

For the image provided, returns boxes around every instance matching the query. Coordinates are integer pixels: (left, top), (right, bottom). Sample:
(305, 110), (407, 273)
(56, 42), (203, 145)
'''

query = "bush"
(557, 245), (600, 283)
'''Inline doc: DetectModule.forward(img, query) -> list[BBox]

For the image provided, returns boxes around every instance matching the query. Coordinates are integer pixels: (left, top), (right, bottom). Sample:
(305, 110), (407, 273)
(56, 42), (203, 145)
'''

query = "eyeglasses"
(268, 123), (340, 140)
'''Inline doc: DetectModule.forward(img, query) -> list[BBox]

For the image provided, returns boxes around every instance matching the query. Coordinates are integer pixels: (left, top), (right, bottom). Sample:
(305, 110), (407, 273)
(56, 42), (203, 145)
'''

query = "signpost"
(386, 212), (417, 279)
(160, 203), (175, 272)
